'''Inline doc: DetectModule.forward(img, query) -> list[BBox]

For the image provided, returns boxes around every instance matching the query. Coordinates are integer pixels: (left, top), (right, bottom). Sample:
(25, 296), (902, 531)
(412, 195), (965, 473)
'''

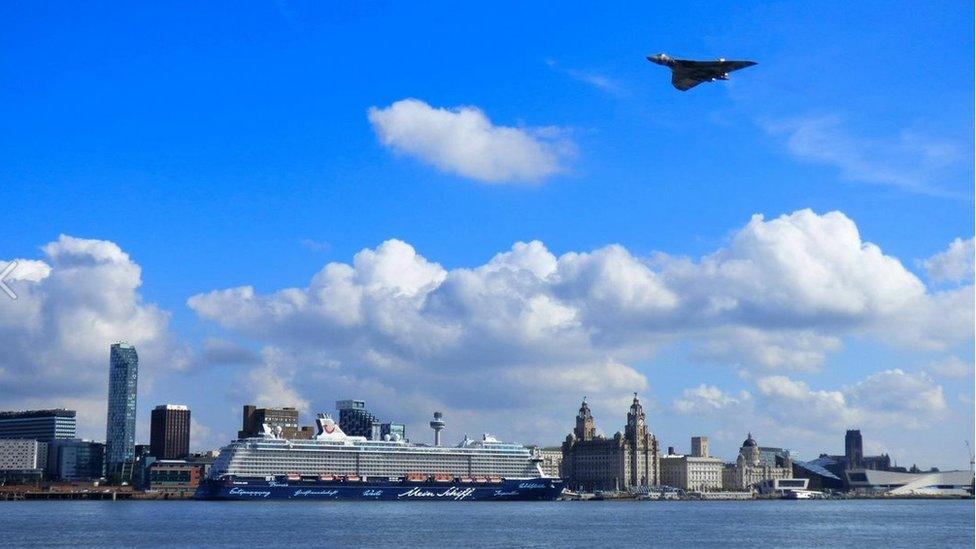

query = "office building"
(660, 438), (724, 491)
(759, 446), (796, 468)
(150, 405), (191, 460)
(0, 409), (76, 442)
(0, 439), (47, 483)
(146, 460), (205, 497)
(105, 342), (139, 476)
(527, 446), (563, 477)
(336, 399), (406, 441)
(722, 433), (795, 490)
(46, 439), (105, 481)
(239, 405), (313, 439)
(561, 395), (660, 491)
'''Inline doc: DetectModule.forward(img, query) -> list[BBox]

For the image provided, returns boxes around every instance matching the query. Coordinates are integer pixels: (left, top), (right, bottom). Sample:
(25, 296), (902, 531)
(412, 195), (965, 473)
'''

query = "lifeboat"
(474, 476), (488, 483)
(459, 477), (474, 483)
(433, 474), (453, 483)
(407, 473), (428, 482)
(346, 475), (361, 482)
(318, 474), (334, 482)
(286, 473), (300, 481)
(488, 476), (503, 484)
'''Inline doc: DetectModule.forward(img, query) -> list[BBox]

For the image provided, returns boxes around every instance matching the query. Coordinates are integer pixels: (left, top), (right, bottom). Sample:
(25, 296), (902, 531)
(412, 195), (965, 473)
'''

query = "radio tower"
(429, 411), (446, 446)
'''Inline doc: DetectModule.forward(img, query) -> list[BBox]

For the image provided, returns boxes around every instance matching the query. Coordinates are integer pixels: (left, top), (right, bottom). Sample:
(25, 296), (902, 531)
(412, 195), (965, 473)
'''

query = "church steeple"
(574, 396), (596, 441)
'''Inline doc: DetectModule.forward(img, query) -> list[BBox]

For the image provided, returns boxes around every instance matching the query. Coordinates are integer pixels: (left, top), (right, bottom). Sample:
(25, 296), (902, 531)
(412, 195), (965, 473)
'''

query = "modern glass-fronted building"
(105, 343), (139, 475)
(47, 439), (105, 481)
(0, 409), (76, 441)
(336, 399), (406, 441)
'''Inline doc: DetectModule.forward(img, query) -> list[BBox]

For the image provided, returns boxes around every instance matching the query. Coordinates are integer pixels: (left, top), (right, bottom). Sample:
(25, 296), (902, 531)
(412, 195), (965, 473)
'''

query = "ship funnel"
(429, 411), (446, 446)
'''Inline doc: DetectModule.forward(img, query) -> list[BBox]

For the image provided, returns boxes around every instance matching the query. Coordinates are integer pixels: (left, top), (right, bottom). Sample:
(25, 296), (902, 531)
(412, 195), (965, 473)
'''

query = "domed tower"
(740, 432), (760, 465)
(574, 397), (596, 441)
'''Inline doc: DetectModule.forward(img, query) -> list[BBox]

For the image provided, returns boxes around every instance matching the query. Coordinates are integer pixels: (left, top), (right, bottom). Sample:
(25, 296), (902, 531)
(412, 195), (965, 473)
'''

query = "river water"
(1, 499), (972, 547)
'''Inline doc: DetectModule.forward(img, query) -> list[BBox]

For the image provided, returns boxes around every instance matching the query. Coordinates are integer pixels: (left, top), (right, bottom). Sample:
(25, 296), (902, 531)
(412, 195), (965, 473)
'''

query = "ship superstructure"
(197, 413), (562, 501)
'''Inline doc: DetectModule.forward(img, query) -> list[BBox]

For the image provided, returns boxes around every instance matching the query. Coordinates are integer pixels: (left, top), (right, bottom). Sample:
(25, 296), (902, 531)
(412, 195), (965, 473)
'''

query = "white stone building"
(660, 454), (724, 491)
(660, 436), (723, 491)
(533, 447), (563, 478)
(723, 433), (794, 490)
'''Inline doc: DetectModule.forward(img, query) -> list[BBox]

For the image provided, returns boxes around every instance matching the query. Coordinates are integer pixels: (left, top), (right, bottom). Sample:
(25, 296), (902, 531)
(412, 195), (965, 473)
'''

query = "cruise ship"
(195, 414), (563, 501)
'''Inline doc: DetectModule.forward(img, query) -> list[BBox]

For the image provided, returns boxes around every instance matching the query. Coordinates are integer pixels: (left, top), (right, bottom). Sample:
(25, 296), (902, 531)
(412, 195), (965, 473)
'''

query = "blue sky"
(1, 2), (972, 467)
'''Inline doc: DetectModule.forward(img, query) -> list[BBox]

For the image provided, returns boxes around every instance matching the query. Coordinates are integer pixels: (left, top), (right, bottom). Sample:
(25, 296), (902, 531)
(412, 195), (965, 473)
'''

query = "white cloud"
(755, 369), (946, 431)
(0, 235), (183, 439)
(924, 356), (972, 379)
(764, 116), (967, 197)
(190, 418), (223, 452)
(755, 375), (856, 427)
(367, 98), (573, 183)
(244, 350), (310, 412)
(189, 209), (973, 444)
(923, 237), (974, 284)
(693, 327), (841, 372)
(545, 59), (624, 95)
(671, 368), (952, 460)
(673, 384), (749, 414)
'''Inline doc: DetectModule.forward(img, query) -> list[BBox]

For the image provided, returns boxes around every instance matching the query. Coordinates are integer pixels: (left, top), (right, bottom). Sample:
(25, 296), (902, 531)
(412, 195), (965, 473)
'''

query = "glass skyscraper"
(105, 343), (139, 474)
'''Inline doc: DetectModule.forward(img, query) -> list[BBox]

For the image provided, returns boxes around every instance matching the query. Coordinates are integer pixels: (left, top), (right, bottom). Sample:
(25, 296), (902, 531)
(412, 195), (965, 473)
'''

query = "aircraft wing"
(674, 59), (756, 71)
(719, 60), (757, 73)
(671, 69), (705, 91)
(669, 59), (756, 90)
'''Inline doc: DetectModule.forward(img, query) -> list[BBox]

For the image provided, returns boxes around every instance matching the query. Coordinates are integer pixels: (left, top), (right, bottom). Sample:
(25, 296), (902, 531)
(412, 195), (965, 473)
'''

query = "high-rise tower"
(150, 404), (190, 460)
(106, 343), (139, 476)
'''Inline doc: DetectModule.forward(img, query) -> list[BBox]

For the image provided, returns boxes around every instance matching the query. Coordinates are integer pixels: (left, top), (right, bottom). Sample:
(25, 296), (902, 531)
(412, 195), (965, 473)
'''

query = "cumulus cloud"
(673, 385), (749, 414)
(693, 328), (841, 372)
(764, 116), (967, 197)
(755, 369), (946, 431)
(754, 375), (856, 428)
(0, 235), (183, 438)
(367, 98), (573, 183)
(923, 237), (974, 284)
(673, 368), (951, 458)
(189, 209), (972, 443)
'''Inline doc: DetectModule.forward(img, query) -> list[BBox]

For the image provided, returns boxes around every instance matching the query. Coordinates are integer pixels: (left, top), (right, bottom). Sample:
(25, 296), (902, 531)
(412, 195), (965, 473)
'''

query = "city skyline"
(0, 2), (972, 469)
